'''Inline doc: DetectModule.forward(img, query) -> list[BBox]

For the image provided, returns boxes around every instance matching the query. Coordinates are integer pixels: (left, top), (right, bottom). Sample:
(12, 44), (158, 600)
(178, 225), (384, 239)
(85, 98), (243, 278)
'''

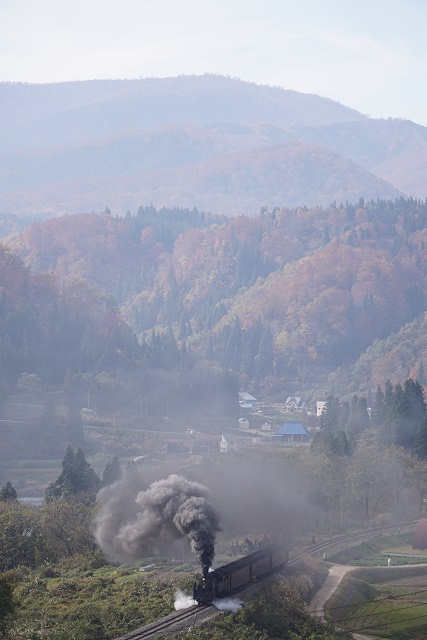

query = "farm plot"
(326, 566), (427, 640)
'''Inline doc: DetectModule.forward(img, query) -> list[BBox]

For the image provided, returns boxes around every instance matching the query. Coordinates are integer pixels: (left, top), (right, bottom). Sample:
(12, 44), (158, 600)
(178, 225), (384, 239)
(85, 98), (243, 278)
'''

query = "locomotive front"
(193, 565), (215, 605)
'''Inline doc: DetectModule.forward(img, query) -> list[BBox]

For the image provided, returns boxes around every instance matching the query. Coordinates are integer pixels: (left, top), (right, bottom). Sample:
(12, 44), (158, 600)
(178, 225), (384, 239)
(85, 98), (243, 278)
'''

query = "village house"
(220, 434), (240, 453)
(190, 433), (220, 455)
(316, 401), (327, 417)
(272, 420), (308, 443)
(261, 420), (273, 430)
(238, 392), (257, 410)
(284, 396), (306, 413)
(259, 404), (275, 415)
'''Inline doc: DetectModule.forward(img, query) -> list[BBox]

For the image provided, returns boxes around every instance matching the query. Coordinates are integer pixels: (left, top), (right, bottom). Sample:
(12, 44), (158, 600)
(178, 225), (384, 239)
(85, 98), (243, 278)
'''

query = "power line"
(346, 610), (427, 635)
(334, 598), (427, 624)
(311, 586), (427, 615)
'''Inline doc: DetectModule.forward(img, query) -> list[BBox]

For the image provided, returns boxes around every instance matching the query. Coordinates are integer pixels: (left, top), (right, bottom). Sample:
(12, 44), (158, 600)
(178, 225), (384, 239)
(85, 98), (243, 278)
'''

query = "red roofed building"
(413, 519), (427, 549)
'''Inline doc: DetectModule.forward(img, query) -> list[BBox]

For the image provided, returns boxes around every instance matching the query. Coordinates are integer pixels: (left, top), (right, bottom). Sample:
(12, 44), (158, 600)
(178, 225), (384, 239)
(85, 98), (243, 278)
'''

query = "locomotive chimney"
(202, 565), (209, 578)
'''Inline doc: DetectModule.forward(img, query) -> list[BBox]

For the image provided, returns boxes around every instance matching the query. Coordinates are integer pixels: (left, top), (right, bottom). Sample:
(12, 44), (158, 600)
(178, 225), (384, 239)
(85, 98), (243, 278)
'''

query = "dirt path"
(308, 564), (376, 640)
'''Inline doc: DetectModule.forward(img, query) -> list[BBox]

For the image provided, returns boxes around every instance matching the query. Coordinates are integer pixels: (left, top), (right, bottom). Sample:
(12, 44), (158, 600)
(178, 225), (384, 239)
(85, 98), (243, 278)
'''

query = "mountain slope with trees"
(298, 117), (427, 198)
(5, 196), (427, 408)
(0, 75), (424, 215)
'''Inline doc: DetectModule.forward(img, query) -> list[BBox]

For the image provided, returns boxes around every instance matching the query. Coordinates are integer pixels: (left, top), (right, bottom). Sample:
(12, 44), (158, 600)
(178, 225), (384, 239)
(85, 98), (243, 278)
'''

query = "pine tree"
(45, 445), (100, 502)
(394, 379), (427, 449)
(320, 396), (340, 434)
(73, 448), (100, 494)
(332, 430), (351, 456)
(0, 574), (16, 635)
(347, 396), (370, 439)
(255, 326), (273, 377)
(371, 385), (386, 425)
(0, 481), (17, 502)
(380, 379), (395, 446)
(101, 456), (122, 488)
(412, 416), (427, 459)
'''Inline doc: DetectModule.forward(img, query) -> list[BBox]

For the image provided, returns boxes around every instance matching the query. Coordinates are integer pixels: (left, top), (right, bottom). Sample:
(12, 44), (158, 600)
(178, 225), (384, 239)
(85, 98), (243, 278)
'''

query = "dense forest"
(4, 197), (427, 401)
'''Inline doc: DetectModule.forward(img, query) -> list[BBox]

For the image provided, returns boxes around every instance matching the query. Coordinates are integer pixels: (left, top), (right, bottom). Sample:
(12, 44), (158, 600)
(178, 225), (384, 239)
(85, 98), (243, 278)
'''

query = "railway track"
(115, 520), (417, 640)
(116, 604), (211, 640)
(287, 519), (417, 566)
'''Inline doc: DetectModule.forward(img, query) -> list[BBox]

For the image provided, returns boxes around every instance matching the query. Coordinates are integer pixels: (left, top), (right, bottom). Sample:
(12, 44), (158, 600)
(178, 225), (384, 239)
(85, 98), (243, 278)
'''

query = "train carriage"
(251, 554), (272, 579)
(193, 541), (289, 605)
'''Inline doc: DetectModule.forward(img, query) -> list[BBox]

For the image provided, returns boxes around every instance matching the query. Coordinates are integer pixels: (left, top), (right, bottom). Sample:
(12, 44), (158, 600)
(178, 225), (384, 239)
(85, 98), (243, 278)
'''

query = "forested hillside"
(1, 75), (425, 215)
(5, 196), (427, 408)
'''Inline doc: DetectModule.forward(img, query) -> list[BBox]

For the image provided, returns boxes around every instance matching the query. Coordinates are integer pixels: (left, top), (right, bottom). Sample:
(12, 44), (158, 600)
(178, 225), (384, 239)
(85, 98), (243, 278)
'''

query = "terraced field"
(327, 541), (427, 639)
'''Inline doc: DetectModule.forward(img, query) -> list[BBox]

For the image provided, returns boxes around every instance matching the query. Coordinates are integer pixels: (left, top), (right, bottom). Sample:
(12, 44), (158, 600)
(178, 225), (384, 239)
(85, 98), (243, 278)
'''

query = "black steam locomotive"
(193, 543), (289, 605)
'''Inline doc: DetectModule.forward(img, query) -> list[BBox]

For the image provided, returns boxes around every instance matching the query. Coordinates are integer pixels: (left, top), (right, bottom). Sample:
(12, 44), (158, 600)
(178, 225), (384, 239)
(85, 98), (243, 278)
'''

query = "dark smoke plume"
(95, 468), (220, 569)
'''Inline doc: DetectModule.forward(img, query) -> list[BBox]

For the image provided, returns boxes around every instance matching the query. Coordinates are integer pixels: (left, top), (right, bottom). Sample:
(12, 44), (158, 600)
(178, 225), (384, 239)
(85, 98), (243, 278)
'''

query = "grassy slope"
(327, 568), (427, 639)
(9, 557), (194, 640)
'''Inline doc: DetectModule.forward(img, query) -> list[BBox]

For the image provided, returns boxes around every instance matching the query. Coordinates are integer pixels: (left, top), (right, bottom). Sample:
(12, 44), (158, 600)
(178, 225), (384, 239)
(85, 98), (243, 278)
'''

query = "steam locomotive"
(193, 542), (289, 605)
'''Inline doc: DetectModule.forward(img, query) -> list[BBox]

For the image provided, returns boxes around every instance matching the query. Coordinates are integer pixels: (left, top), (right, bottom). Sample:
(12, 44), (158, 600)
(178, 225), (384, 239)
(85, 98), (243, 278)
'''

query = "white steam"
(214, 597), (242, 612)
(174, 589), (197, 610)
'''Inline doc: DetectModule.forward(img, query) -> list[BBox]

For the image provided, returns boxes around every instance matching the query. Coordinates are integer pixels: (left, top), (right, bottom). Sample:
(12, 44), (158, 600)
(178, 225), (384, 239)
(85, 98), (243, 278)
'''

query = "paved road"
(308, 564), (376, 640)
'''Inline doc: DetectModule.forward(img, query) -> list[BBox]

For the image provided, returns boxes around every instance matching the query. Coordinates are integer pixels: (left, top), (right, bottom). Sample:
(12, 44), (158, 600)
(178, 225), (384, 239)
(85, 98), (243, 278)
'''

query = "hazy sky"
(1, 0), (426, 125)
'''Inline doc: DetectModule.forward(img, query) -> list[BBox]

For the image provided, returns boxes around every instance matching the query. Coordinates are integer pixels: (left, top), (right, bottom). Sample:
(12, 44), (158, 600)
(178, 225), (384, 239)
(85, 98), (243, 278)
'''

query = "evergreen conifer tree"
(393, 379), (426, 449)
(100, 456), (122, 488)
(0, 481), (17, 502)
(320, 396), (340, 434)
(45, 445), (100, 501)
(0, 574), (16, 635)
(412, 416), (427, 459)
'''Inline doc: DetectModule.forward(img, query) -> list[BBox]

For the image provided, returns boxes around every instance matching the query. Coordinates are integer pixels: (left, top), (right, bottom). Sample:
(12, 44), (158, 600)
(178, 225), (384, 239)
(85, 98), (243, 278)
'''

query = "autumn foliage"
(4, 197), (427, 399)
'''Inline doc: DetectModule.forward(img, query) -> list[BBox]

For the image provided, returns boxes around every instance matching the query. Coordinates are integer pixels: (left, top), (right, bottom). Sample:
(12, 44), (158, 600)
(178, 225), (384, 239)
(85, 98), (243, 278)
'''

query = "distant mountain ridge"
(0, 75), (365, 149)
(0, 75), (424, 215)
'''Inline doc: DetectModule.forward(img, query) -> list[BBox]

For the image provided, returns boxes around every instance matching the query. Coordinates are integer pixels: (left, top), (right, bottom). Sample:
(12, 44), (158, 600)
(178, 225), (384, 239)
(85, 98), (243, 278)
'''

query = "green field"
(327, 567), (427, 639)
(328, 532), (427, 566)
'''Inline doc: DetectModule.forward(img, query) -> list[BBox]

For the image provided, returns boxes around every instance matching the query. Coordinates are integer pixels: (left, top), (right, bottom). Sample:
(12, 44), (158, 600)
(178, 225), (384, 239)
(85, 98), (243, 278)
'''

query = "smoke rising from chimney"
(94, 468), (220, 569)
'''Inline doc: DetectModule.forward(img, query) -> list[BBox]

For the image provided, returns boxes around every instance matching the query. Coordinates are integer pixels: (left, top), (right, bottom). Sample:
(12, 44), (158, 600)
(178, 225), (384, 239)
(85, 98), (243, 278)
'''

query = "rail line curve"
(115, 520), (417, 640)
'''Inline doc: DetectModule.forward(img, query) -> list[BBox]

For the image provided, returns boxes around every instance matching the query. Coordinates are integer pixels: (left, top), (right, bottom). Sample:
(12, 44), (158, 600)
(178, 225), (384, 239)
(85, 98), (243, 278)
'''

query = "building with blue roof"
(272, 421), (308, 443)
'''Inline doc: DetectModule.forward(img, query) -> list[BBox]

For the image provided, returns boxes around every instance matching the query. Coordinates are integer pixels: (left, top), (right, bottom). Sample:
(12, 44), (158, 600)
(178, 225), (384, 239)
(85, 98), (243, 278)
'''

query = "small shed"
(272, 421), (308, 443)
(238, 417), (250, 429)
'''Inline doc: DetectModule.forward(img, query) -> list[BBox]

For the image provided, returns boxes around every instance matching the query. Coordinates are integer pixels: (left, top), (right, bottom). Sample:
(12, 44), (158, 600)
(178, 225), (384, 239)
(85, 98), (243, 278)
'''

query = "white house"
(316, 401), (327, 417)
(284, 397), (306, 412)
(239, 392), (257, 409)
(238, 417), (250, 429)
(261, 420), (273, 430)
(220, 434), (239, 453)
